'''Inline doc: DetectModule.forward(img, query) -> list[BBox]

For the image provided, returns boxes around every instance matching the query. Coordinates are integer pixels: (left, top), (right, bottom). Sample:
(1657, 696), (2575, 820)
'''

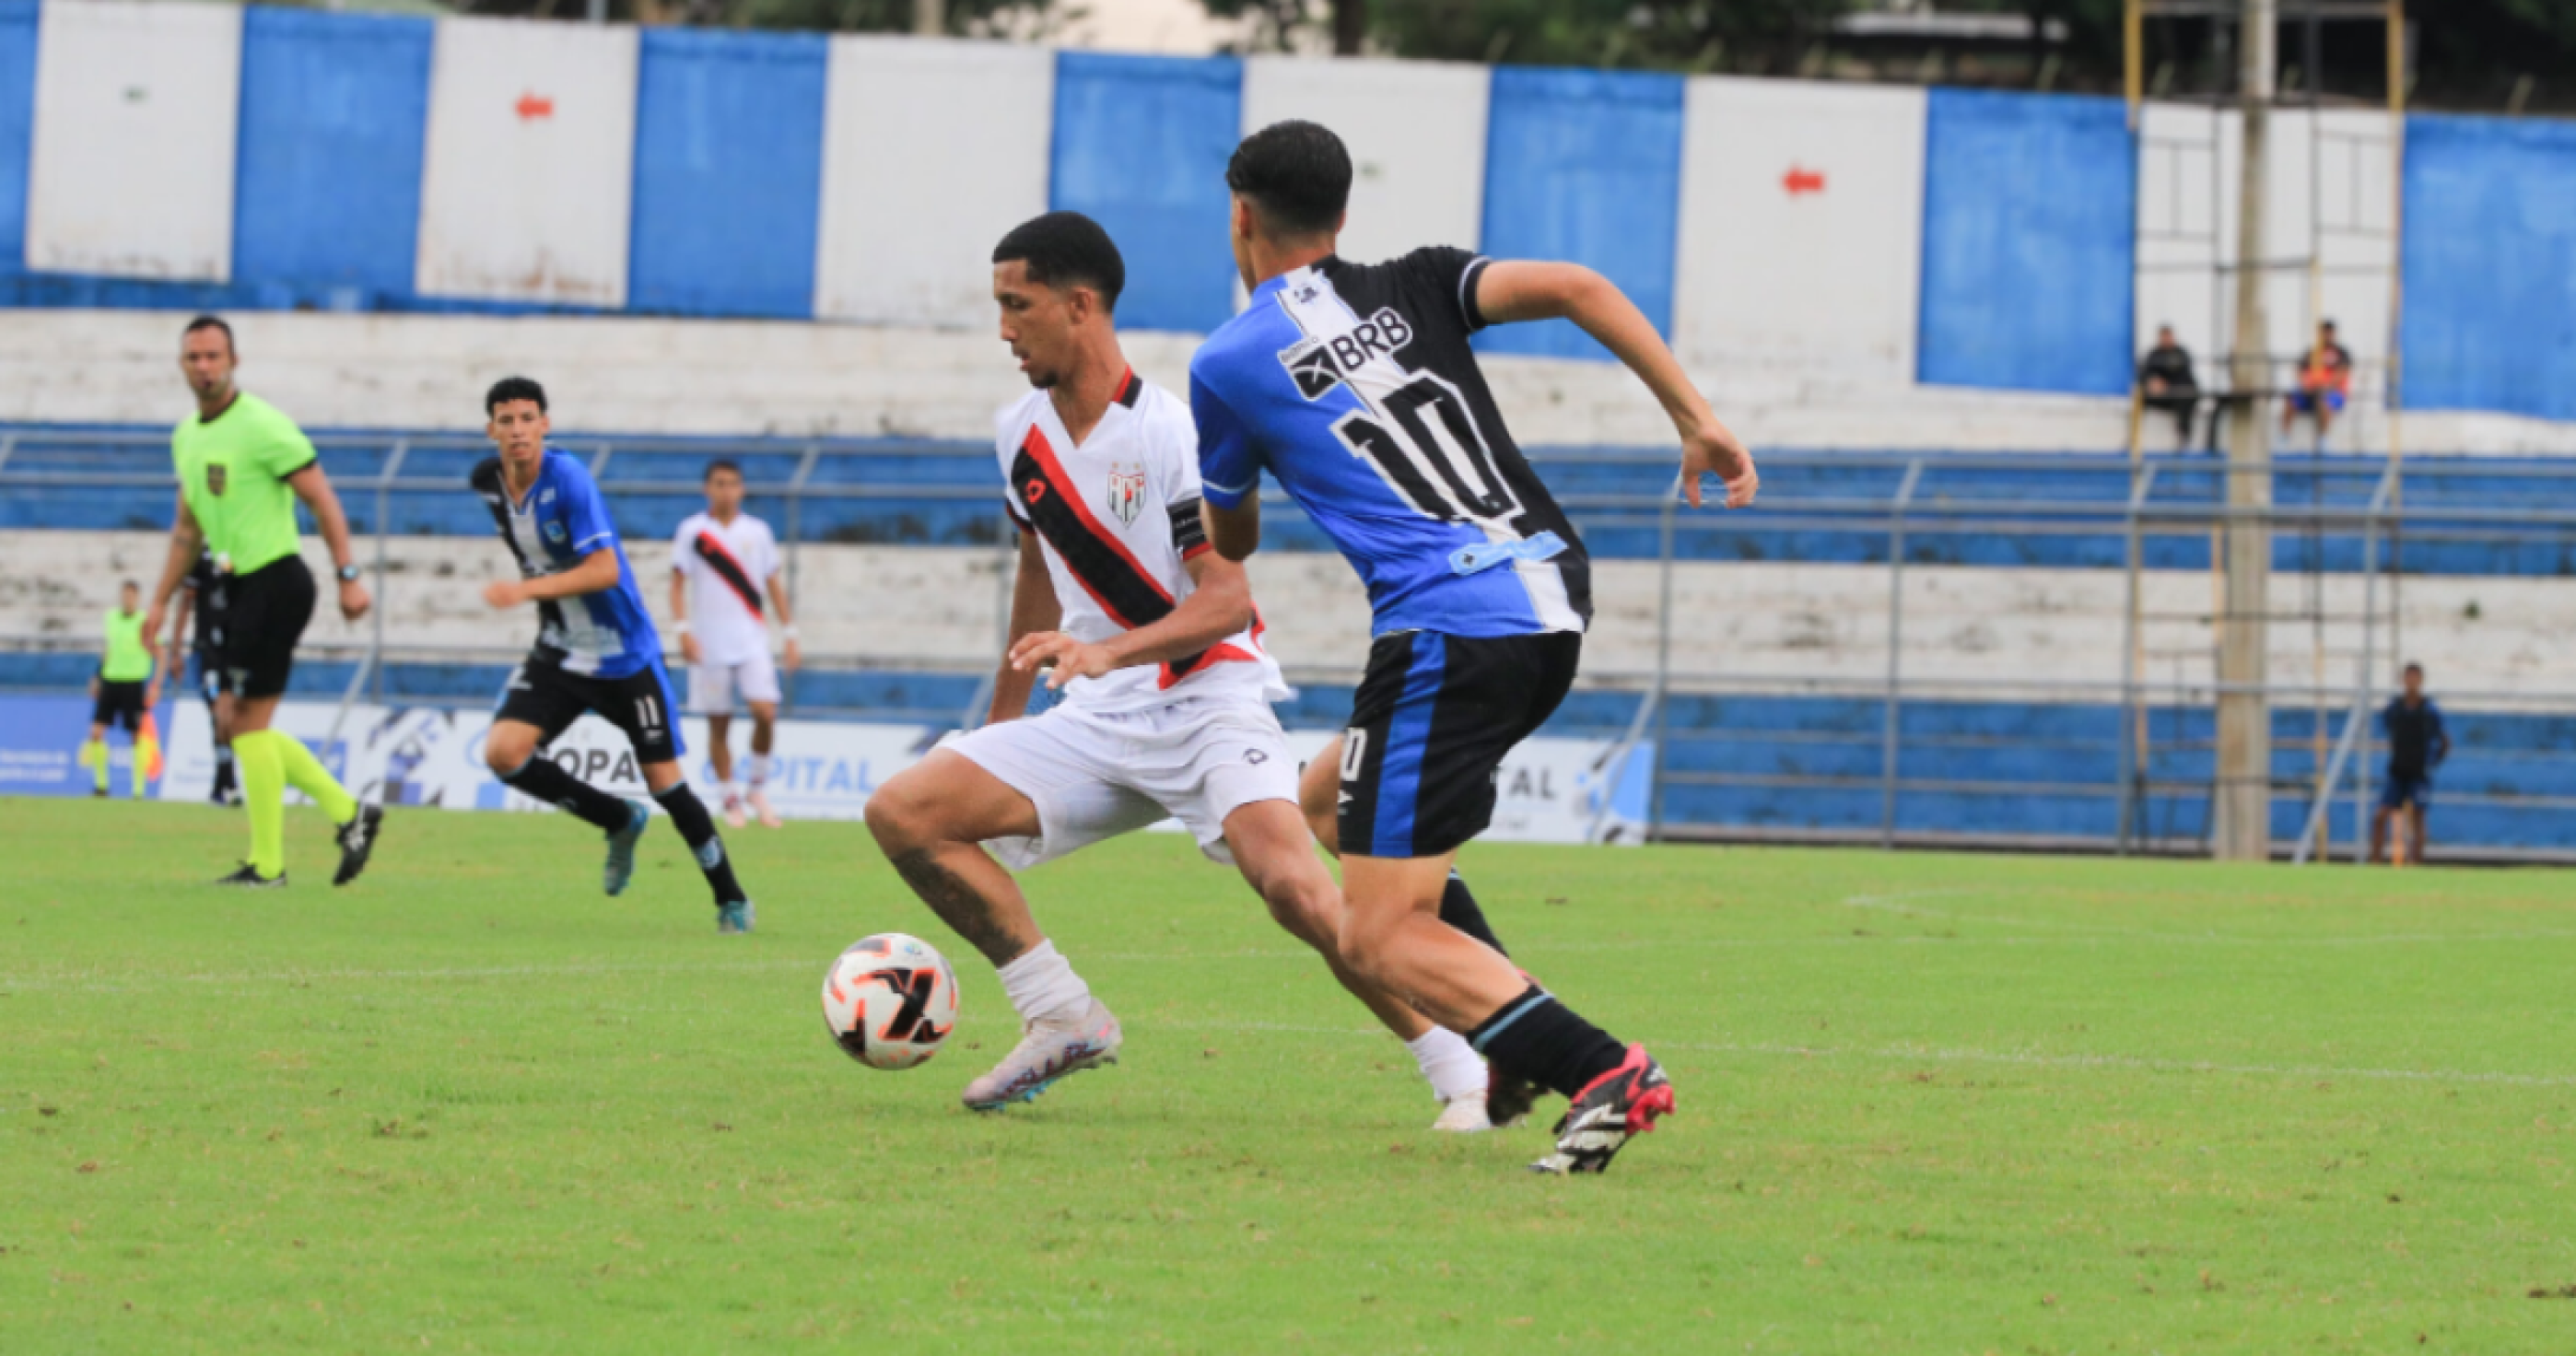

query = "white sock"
(1407, 1026), (1488, 1104)
(746, 754), (771, 789)
(718, 778), (739, 803)
(995, 939), (1092, 1027)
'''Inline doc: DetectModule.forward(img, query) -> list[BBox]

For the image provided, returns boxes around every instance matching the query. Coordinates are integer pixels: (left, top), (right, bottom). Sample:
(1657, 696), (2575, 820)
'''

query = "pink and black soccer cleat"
(1529, 1044), (1674, 1175)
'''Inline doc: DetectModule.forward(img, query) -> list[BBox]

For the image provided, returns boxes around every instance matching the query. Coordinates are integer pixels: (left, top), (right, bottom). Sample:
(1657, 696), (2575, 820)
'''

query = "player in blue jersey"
(1190, 122), (1759, 1174)
(469, 377), (756, 934)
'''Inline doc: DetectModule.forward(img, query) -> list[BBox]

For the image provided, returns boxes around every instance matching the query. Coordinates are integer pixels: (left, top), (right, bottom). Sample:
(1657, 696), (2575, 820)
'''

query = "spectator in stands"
(2283, 319), (2354, 439)
(2371, 661), (2448, 867)
(2137, 325), (2202, 448)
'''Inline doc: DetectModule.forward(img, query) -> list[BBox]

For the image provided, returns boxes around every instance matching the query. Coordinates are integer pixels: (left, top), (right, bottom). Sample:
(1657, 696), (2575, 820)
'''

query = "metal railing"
(10, 429), (2576, 860)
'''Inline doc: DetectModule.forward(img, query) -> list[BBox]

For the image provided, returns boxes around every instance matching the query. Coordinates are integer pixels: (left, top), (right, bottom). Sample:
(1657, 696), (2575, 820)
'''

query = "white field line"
(5, 962), (2570, 1091)
(1142, 1020), (2576, 1091)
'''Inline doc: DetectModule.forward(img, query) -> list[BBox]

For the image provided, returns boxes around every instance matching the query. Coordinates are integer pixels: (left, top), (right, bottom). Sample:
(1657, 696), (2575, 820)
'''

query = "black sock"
(1467, 984), (1628, 1099)
(499, 755), (632, 833)
(1439, 871), (1509, 959)
(211, 744), (236, 798)
(654, 784), (746, 906)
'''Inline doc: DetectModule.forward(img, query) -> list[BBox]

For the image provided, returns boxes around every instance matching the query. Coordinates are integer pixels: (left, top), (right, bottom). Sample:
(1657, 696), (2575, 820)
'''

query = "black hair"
(1226, 121), (1351, 237)
(991, 212), (1125, 313)
(705, 458), (743, 483)
(2404, 660), (2424, 674)
(182, 314), (234, 354)
(486, 376), (548, 415)
(121, 579), (138, 591)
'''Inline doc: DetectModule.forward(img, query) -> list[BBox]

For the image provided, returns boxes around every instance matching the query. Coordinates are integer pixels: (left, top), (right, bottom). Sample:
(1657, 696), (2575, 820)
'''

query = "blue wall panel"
(1049, 53), (1240, 334)
(630, 28), (826, 319)
(2400, 113), (2576, 421)
(0, 0), (35, 279)
(1477, 67), (1683, 360)
(233, 8), (433, 310)
(1918, 88), (2134, 394)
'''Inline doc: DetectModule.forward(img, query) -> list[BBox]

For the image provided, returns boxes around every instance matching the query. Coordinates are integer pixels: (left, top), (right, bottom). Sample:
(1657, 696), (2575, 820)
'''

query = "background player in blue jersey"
(1190, 121), (1758, 1174)
(470, 377), (756, 934)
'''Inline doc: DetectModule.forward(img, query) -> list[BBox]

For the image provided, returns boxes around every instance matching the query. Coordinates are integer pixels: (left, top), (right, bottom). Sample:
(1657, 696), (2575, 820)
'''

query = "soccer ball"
(821, 933), (960, 1070)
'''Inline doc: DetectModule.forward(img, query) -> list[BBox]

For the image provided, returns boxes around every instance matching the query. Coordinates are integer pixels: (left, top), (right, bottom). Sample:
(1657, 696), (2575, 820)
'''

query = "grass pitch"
(6, 798), (2575, 1353)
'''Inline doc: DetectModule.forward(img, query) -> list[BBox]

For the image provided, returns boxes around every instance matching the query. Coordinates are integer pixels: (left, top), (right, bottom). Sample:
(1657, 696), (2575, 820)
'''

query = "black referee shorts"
(1338, 629), (1582, 859)
(215, 555), (315, 701)
(92, 679), (146, 733)
(495, 654), (687, 766)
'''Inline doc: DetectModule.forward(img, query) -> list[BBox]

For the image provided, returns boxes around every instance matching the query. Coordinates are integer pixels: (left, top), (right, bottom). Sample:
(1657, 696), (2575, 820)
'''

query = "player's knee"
(863, 774), (935, 853)
(485, 728), (537, 776)
(1257, 872), (1341, 952)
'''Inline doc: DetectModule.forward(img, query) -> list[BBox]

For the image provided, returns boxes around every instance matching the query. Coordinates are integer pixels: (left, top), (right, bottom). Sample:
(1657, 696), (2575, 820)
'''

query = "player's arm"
(2431, 707), (2451, 768)
(983, 528), (1060, 725)
(1009, 552), (1252, 690)
(141, 494), (205, 650)
(481, 549), (623, 609)
(767, 567), (801, 671)
(1191, 372), (1262, 561)
(1474, 260), (1757, 510)
(284, 462), (372, 622)
(666, 558), (699, 666)
(165, 587), (194, 677)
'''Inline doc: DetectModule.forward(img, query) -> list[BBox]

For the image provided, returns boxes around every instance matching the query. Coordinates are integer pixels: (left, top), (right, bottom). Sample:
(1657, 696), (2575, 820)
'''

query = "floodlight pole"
(2214, 0), (2277, 861)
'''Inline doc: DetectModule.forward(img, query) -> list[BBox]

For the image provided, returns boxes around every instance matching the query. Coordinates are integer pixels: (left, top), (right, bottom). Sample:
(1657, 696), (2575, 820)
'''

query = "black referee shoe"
(333, 804), (384, 886)
(213, 863), (286, 889)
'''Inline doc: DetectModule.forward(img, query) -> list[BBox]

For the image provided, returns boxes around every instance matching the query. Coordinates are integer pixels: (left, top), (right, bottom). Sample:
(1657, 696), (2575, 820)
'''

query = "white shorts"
(687, 650), (781, 715)
(947, 694), (1298, 871)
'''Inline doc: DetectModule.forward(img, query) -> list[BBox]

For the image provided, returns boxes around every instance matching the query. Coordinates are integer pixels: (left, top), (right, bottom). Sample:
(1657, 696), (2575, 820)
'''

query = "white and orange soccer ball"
(821, 933), (960, 1070)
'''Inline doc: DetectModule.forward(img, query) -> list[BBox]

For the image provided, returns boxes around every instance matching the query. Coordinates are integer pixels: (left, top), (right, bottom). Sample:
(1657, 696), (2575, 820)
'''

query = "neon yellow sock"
(271, 732), (357, 824)
(81, 739), (107, 792)
(235, 731), (287, 878)
(131, 734), (153, 799)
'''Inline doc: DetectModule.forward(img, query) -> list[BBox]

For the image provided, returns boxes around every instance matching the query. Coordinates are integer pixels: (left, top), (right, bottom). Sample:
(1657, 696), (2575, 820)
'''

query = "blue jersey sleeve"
(556, 460), (620, 556)
(1191, 368), (1261, 510)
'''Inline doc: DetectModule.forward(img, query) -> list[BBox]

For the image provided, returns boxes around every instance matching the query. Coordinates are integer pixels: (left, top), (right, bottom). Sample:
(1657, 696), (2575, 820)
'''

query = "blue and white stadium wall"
(0, 0), (2569, 419)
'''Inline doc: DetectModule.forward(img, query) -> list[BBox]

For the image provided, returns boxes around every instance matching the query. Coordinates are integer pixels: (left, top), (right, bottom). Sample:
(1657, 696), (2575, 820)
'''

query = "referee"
(80, 580), (158, 799)
(141, 315), (385, 887)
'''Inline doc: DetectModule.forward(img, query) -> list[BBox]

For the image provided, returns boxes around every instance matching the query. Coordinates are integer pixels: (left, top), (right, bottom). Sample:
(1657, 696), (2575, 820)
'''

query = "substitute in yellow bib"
(80, 580), (159, 798)
(142, 315), (387, 888)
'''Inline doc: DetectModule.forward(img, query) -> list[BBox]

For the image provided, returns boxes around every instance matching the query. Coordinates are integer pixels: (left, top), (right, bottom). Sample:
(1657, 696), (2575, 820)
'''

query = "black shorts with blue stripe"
(1338, 630), (1582, 859)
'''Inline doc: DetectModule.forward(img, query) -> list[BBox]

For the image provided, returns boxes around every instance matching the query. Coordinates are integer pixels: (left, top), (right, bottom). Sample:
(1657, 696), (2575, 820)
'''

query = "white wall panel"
(25, 0), (240, 282)
(1238, 55), (1487, 266)
(813, 38), (1053, 330)
(2135, 103), (2398, 389)
(1672, 77), (1925, 383)
(416, 17), (637, 307)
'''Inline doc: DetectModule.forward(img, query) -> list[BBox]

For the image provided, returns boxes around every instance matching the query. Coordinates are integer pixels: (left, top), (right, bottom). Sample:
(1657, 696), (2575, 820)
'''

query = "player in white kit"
(864, 212), (1492, 1126)
(669, 460), (801, 827)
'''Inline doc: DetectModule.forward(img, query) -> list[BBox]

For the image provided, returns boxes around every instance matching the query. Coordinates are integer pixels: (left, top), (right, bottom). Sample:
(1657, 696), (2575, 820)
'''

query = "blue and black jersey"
(469, 450), (661, 680)
(1189, 248), (1591, 639)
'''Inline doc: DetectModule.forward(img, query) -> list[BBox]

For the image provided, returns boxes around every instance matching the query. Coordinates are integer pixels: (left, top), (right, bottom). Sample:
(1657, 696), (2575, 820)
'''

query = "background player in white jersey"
(865, 213), (1493, 1124)
(669, 460), (801, 828)
(1192, 122), (1759, 1173)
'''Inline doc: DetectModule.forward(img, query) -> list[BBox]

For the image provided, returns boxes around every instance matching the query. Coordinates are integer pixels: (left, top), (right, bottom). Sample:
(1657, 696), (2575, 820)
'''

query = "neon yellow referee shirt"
(170, 392), (318, 576)
(100, 609), (153, 683)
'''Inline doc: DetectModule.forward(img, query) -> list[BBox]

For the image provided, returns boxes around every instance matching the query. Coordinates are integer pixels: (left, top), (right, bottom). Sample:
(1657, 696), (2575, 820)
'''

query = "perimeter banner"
(0, 696), (1649, 844)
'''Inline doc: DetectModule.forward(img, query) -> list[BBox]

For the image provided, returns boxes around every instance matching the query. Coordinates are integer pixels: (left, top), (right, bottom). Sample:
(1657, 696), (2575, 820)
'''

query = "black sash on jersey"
(691, 528), (765, 616)
(1010, 427), (1218, 684)
(469, 456), (569, 667)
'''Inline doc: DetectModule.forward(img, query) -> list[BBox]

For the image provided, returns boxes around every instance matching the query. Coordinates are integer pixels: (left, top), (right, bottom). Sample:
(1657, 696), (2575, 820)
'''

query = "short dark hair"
(182, 314), (234, 354)
(705, 458), (742, 483)
(1227, 121), (1351, 237)
(486, 376), (547, 415)
(992, 212), (1125, 312)
(121, 579), (138, 591)
(2404, 660), (2424, 675)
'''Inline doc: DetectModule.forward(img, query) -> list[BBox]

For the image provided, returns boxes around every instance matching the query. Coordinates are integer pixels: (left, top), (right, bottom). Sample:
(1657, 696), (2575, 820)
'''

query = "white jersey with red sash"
(671, 511), (779, 666)
(995, 371), (1284, 716)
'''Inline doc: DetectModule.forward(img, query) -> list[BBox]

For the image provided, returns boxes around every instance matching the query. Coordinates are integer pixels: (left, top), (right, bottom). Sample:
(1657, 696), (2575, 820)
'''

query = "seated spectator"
(2283, 319), (2354, 438)
(2137, 324), (2201, 448)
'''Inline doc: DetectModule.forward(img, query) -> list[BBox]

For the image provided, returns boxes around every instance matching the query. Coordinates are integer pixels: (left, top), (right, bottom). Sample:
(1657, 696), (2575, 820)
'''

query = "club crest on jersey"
(204, 464), (228, 497)
(1106, 463), (1148, 528)
(1276, 307), (1415, 401)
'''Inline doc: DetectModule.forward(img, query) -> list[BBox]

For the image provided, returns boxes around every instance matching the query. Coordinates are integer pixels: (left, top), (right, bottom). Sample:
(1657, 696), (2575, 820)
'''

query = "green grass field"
(6, 798), (2575, 1353)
